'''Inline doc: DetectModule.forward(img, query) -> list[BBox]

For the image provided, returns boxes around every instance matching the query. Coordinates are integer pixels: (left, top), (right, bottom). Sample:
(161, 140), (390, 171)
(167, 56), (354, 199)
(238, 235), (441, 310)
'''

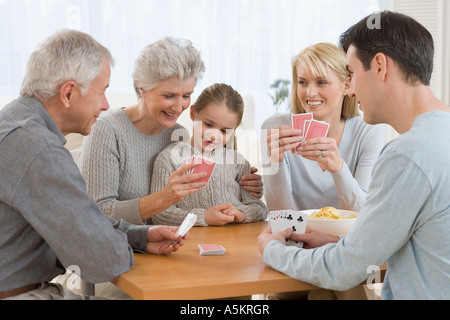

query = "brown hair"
(192, 83), (244, 149)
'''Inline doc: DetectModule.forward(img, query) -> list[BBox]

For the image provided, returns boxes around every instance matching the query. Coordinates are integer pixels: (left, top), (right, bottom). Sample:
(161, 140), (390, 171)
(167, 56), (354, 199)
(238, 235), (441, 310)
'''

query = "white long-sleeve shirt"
(261, 114), (386, 211)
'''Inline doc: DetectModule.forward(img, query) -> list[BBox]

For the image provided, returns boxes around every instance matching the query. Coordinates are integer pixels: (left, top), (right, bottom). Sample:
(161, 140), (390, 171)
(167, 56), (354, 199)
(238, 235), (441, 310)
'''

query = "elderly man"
(0, 30), (195, 299)
(258, 11), (450, 299)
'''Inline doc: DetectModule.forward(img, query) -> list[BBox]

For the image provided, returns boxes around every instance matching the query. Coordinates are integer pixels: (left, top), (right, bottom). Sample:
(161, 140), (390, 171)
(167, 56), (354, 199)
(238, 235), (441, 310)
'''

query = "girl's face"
(296, 63), (350, 122)
(140, 77), (196, 130)
(190, 102), (239, 153)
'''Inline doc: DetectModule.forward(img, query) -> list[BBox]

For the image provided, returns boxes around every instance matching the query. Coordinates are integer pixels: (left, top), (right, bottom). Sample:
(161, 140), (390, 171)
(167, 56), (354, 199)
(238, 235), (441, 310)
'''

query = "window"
(0, 0), (385, 127)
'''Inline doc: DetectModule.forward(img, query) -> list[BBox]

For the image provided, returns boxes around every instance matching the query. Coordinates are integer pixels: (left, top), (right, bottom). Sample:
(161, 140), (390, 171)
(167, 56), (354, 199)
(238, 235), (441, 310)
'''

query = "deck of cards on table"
(269, 210), (308, 247)
(292, 113), (330, 140)
(183, 156), (215, 184)
(198, 244), (226, 256)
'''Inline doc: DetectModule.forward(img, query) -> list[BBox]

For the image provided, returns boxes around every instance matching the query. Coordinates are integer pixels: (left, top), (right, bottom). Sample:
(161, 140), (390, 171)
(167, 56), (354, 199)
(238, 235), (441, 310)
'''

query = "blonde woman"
(262, 43), (385, 213)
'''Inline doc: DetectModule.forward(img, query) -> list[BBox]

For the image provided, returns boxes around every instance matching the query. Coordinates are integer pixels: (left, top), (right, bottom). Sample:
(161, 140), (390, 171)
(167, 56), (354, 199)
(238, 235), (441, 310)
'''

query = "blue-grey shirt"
(0, 96), (149, 291)
(263, 111), (450, 299)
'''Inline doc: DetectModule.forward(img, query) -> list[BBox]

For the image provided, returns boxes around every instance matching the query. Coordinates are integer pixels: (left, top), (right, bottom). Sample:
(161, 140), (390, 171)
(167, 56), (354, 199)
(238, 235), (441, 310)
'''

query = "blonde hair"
(290, 43), (359, 119)
(192, 83), (244, 149)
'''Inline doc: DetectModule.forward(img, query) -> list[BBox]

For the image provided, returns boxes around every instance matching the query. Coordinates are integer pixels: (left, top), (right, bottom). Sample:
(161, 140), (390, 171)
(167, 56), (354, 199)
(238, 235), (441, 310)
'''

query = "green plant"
(268, 79), (290, 112)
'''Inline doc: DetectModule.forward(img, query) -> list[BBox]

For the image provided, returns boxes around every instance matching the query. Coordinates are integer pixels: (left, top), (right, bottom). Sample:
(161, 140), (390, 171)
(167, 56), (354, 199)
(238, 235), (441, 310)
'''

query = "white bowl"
(304, 209), (358, 236)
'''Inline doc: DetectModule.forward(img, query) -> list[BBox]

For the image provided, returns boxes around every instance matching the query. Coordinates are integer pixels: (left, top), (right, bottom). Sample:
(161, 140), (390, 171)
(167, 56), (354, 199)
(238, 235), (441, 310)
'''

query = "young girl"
(150, 83), (268, 226)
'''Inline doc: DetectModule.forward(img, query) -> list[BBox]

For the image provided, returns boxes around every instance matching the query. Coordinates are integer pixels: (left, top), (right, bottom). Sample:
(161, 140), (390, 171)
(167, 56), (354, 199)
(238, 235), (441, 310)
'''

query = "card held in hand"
(174, 213), (197, 244)
(291, 113), (313, 138)
(269, 210), (308, 247)
(183, 156), (216, 185)
(303, 119), (330, 140)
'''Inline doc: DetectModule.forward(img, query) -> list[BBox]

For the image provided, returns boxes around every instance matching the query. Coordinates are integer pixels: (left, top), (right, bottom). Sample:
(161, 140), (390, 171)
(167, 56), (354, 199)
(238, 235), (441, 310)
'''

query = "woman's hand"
(240, 167), (264, 198)
(297, 137), (343, 173)
(160, 162), (207, 205)
(267, 125), (302, 163)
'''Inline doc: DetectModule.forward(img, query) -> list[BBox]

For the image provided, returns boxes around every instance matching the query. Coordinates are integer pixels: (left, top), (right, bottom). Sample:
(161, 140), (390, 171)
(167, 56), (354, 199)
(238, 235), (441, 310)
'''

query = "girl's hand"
(297, 137), (343, 173)
(204, 203), (235, 226)
(222, 203), (246, 223)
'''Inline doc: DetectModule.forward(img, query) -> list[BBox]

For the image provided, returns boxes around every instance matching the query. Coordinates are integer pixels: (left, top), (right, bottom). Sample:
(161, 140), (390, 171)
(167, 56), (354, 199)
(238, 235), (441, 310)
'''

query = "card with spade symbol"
(269, 210), (308, 247)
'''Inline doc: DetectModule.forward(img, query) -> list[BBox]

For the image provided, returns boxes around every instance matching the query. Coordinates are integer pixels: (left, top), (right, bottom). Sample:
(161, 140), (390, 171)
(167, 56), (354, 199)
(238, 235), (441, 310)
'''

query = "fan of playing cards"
(292, 113), (330, 140)
(183, 156), (216, 185)
(269, 210), (309, 247)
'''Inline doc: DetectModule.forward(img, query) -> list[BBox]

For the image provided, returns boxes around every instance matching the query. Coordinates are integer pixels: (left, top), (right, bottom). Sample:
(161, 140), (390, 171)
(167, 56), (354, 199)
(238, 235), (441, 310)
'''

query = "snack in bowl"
(306, 207), (358, 236)
(309, 207), (356, 220)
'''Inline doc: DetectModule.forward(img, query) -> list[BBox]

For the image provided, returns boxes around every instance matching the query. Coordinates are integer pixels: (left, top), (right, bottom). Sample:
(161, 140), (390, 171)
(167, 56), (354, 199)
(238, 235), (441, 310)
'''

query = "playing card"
(183, 156), (215, 184)
(174, 213), (197, 244)
(303, 120), (330, 140)
(291, 113), (313, 138)
(269, 210), (308, 247)
(198, 244), (226, 256)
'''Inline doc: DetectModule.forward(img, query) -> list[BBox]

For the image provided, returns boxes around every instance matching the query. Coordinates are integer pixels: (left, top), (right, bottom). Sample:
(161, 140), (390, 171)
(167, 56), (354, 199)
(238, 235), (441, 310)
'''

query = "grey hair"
(20, 29), (114, 100)
(132, 37), (205, 99)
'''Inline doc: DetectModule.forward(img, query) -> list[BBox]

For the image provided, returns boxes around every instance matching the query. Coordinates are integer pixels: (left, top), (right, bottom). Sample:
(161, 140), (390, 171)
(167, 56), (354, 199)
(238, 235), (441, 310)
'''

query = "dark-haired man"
(258, 11), (450, 299)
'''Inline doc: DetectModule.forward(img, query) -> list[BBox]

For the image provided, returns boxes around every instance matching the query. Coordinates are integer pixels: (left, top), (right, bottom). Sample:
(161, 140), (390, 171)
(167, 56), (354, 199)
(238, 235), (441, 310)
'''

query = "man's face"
(69, 59), (111, 135)
(346, 45), (383, 125)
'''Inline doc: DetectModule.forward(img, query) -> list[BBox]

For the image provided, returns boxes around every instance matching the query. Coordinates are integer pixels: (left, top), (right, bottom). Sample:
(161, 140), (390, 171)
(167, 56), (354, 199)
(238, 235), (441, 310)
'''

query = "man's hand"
(257, 226), (293, 255)
(146, 225), (188, 254)
(289, 227), (339, 249)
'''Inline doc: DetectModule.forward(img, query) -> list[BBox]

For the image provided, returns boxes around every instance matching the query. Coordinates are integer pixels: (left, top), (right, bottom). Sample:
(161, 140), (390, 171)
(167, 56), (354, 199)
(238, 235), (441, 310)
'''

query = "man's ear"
(59, 81), (77, 108)
(372, 53), (388, 81)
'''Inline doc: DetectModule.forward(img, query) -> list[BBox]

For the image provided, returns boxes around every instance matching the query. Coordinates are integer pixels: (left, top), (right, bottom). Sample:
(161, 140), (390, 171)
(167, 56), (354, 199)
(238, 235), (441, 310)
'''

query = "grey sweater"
(0, 97), (148, 291)
(79, 108), (189, 225)
(150, 142), (268, 226)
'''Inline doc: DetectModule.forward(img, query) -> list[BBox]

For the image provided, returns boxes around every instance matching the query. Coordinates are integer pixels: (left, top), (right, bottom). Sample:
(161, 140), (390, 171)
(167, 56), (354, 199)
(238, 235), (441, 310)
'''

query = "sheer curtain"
(0, 0), (385, 126)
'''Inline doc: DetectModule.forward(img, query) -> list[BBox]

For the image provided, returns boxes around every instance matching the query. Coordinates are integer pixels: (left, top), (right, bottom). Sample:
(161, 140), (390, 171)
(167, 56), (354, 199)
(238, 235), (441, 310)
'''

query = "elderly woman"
(80, 37), (262, 226)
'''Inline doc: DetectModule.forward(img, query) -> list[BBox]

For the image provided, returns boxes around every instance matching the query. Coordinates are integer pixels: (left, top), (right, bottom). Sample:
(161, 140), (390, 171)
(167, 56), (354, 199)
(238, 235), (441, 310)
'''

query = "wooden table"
(112, 221), (325, 300)
(112, 221), (385, 300)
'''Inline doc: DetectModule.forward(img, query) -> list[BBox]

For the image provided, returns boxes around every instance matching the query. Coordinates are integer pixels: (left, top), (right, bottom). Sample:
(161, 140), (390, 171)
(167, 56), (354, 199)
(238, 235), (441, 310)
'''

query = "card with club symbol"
(269, 210), (308, 247)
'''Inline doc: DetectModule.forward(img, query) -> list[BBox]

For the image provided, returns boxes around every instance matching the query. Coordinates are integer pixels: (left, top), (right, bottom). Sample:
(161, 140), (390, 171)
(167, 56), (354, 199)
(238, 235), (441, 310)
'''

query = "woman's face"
(140, 77), (196, 129)
(190, 102), (239, 153)
(296, 63), (349, 122)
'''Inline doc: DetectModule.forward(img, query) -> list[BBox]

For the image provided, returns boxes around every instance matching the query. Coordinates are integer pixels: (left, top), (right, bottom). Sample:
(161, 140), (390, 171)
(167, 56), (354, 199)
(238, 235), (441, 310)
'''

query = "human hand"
(239, 167), (264, 198)
(204, 203), (235, 226)
(257, 226), (293, 255)
(297, 137), (343, 173)
(267, 125), (302, 163)
(161, 163), (207, 205)
(288, 227), (339, 249)
(146, 225), (188, 254)
(222, 203), (246, 223)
